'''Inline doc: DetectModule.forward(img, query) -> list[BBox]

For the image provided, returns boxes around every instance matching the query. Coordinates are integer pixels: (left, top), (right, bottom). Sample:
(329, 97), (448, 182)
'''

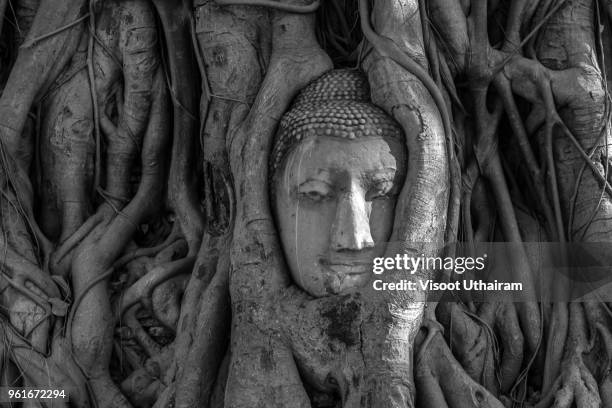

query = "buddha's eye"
(299, 190), (331, 202)
(297, 180), (333, 203)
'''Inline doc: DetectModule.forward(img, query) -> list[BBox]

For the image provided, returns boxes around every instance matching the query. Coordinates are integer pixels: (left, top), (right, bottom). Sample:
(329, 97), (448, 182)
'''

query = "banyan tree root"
(38, 34), (95, 243)
(223, 1), (332, 407)
(427, 0), (612, 242)
(0, 5), (87, 322)
(414, 323), (506, 408)
(66, 68), (169, 407)
(158, 2), (273, 406)
(535, 303), (602, 408)
(0, 0), (86, 169)
(3, 50), (168, 406)
(436, 300), (528, 397)
(2, 318), (92, 407)
(48, 0), (162, 276)
(194, 0), (270, 236)
(436, 302), (499, 395)
(152, 0), (205, 254)
(0, 173), (56, 354)
(0, 146), (61, 395)
(168, 236), (231, 408)
(358, 0), (451, 404)
(423, 0), (612, 406)
(0, 1), (87, 382)
(120, 345), (175, 407)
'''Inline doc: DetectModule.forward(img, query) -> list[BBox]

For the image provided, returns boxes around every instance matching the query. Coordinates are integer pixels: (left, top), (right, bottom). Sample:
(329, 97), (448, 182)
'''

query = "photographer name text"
(372, 279), (522, 291)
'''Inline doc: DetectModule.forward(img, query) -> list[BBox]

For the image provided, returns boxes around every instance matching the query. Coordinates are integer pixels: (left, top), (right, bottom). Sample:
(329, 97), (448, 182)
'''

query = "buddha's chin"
(322, 268), (370, 296)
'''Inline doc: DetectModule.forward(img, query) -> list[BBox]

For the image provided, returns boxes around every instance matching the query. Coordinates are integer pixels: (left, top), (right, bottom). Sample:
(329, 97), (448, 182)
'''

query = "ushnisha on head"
(270, 69), (407, 298)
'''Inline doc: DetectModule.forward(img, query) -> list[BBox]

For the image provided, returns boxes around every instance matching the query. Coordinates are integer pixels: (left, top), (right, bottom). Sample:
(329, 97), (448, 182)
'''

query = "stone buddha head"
(270, 69), (407, 297)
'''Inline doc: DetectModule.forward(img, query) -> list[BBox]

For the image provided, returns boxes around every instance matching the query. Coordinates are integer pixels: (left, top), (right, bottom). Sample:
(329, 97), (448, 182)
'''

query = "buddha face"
(274, 135), (407, 297)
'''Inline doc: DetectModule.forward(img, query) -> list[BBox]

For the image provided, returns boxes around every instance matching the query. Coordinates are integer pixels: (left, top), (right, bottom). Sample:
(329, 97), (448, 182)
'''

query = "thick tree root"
(536, 357), (601, 408)
(437, 302), (499, 395)
(152, 0), (204, 255)
(224, 1), (332, 406)
(536, 303), (603, 408)
(118, 257), (195, 319)
(2, 318), (92, 407)
(415, 324), (505, 408)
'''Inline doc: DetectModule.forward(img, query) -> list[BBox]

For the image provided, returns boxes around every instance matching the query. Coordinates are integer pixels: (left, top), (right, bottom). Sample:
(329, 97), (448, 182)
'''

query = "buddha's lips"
(319, 259), (371, 275)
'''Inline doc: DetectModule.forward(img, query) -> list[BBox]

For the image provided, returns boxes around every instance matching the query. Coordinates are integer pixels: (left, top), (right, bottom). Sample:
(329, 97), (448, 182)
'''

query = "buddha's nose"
(330, 188), (375, 252)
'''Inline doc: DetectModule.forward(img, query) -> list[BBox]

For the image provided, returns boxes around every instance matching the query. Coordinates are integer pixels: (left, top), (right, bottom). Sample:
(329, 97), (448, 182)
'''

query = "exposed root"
(537, 303), (602, 408)
(415, 328), (505, 408)
(2, 317), (92, 407)
(118, 257), (195, 318)
(437, 302), (499, 395)
(535, 356), (601, 408)
(50, 210), (108, 276)
(224, 0), (332, 405)
(124, 305), (163, 357)
(359, 0), (460, 243)
(113, 231), (184, 270)
(120, 348), (173, 407)
(215, 0), (320, 13)
(152, 0), (204, 255)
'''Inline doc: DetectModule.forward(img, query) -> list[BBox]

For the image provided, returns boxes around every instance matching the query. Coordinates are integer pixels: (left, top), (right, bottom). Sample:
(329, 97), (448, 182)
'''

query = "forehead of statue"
(278, 135), (406, 184)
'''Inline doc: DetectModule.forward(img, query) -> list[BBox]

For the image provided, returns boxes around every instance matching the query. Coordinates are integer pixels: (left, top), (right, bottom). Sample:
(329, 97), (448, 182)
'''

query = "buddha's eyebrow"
(297, 168), (332, 183)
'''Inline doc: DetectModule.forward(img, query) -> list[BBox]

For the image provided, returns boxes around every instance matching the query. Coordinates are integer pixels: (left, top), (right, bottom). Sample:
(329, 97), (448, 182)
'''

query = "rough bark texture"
(0, 0), (611, 407)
